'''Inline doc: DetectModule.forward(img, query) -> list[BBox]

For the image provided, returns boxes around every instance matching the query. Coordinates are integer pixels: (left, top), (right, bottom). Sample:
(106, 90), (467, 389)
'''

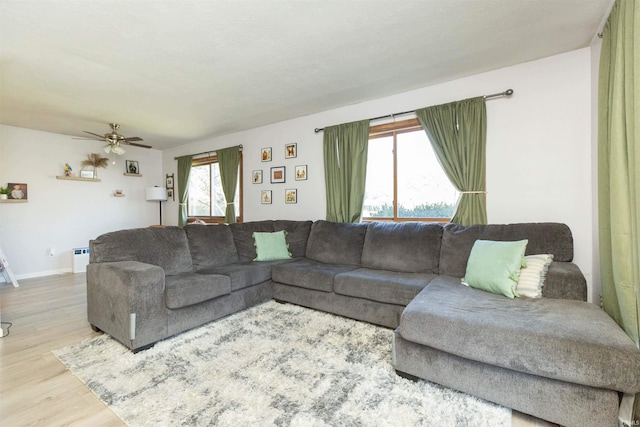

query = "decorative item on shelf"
(146, 186), (168, 225)
(125, 160), (139, 175)
(285, 143), (297, 159)
(295, 165), (307, 180)
(252, 170), (263, 184)
(81, 153), (109, 178)
(7, 183), (27, 200)
(114, 189), (125, 197)
(261, 190), (272, 204)
(270, 166), (285, 183)
(261, 147), (272, 162)
(64, 163), (73, 176)
(80, 170), (94, 178)
(0, 186), (10, 200)
(285, 188), (297, 204)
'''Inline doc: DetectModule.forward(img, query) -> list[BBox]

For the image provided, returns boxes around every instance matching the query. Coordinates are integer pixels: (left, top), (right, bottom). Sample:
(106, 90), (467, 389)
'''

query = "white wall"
(0, 125), (163, 279)
(164, 48), (596, 301)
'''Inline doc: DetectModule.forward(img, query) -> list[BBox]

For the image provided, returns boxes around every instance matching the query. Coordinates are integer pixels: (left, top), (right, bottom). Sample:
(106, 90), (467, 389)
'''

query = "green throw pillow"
(461, 239), (528, 298)
(253, 230), (292, 261)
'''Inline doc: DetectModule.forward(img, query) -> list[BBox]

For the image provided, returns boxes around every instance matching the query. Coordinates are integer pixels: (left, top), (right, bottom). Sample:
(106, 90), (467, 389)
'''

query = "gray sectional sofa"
(87, 219), (640, 427)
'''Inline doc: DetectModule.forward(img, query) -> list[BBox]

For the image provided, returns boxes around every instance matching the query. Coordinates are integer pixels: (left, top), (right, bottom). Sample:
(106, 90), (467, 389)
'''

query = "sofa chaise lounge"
(87, 220), (640, 427)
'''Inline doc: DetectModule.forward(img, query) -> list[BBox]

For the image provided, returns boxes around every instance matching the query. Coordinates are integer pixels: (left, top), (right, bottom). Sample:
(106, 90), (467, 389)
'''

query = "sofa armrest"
(542, 261), (587, 301)
(87, 261), (168, 350)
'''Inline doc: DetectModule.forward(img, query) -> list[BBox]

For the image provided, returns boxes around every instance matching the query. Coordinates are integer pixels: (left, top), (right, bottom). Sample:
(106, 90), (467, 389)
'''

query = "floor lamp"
(146, 186), (168, 225)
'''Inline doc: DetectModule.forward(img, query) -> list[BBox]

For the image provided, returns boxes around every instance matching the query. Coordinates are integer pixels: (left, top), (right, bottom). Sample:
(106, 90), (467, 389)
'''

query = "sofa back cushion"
(305, 220), (368, 266)
(273, 220), (313, 258)
(439, 222), (574, 278)
(361, 222), (443, 273)
(90, 226), (193, 275)
(229, 221), (276, 262)
(184, 223), (240, 271)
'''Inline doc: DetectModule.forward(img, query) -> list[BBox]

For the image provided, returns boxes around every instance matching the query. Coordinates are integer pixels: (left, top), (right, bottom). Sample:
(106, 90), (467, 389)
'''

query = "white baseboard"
(0, 268), (74, 283)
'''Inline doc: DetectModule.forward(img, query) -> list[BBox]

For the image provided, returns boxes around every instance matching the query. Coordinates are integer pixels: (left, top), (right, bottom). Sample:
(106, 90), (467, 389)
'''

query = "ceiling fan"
(76, 123), (152, 155)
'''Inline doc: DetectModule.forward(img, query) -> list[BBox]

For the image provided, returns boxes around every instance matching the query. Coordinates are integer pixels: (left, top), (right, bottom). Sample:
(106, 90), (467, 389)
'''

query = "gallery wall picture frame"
(285, 188), (297, 204)
(166, 174), (174, 189)
(261, 147), (272, 162)
(270, 166), (286, 183)
(261, 190), (272, 204)
(285, 143), (297, 159)
(126, 160), (139, 175)
(252, 170), (263, 184)
(295, 165), (307, 181)
(7, 183), (28, 200)
(167, 188), (174, 200)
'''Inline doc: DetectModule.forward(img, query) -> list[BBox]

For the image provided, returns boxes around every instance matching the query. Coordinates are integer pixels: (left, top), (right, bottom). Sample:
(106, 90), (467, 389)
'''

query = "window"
(188, 153), (243, 223)
(362, 118), (457, 223)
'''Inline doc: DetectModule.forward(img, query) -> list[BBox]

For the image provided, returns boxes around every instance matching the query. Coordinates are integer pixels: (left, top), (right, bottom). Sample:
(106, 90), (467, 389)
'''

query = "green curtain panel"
(416, 97), (487, 226)
(598, 0), (639, 347)
(176, 155), (192, 228)
(217, 146), (240, 224)
(598, 0), (639, 419)
(323, 119), (370, 223)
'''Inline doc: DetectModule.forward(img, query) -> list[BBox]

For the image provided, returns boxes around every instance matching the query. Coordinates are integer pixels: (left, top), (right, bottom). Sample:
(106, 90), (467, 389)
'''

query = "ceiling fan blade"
(73, 137), (104, 141)
(123, 136), (143, 142)
(83, 131), (106, 139)
(125, 141), (153, 149)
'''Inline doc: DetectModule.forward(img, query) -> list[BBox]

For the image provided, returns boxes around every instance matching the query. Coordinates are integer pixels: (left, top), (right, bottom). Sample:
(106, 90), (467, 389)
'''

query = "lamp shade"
(146, 187), (167, 201)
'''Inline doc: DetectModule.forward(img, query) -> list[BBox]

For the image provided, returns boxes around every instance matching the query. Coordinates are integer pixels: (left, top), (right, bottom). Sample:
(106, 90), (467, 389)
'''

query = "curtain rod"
(174, 144), (243, 160)
(314, 89), (514, 133)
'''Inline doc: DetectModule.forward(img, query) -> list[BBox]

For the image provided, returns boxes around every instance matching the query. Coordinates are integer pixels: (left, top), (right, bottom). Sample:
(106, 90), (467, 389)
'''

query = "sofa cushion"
(361, 222), (443, 273)
(399, 277), (640, 393)
(272, 259), (358, 292)
(229, 221), (276, 262)
(305, 220), (368, 266)
(439, 223), (574, 278)
(184, 223), (240, 270)
(200, 260), (291, 291)
(461, 239), (528, 298)
(273, 220), (313, 258)
(90, 226), (193, 275)
(334, 268), (436, 306)
(165, 272), (231, 309)
(517, 254), (554, 298)
(253, 231), (292, 261)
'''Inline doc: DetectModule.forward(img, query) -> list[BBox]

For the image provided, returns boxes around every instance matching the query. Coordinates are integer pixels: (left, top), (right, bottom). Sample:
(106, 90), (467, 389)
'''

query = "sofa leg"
(132, 343), (155, 354)
(90, 324), (102, 333)
(274, 299), (288, 305)
(395, 369), (420, 382)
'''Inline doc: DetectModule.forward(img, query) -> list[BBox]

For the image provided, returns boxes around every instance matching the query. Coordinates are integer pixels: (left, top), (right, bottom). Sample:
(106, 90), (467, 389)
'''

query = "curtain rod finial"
(505, 89), (514, 96)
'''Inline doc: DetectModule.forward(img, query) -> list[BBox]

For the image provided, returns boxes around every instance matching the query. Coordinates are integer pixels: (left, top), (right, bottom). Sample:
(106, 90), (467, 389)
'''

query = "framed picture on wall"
(295, 165), (307, 180)
(7, 183), (27, 200)
(167, 188), (174, 200)
(261, 147), (272, 162)
(126, 160), (139, 174)
(270, 166), (285, 183)
(285, 188), (297, 204)
(252, 170), (263, 184)
(285, 143), (297, 159)
(261, 190), (272, 204)
(166, 174), (174, 188)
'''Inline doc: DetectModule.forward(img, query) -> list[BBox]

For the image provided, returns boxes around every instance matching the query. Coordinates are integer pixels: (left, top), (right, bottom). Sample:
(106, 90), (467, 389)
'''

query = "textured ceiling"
(0, 0), (611, 150)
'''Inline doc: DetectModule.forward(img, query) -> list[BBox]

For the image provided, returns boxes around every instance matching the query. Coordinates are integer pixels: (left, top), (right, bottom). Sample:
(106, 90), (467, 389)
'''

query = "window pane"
(363, 136), (394, 217)
(188, 165), (211, 216)
(396, 130), (457, 218)
(211, 164), (225, 216)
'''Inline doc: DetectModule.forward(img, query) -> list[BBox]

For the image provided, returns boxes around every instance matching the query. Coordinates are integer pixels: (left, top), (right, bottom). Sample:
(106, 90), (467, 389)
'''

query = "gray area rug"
(53, 301), (510, 426)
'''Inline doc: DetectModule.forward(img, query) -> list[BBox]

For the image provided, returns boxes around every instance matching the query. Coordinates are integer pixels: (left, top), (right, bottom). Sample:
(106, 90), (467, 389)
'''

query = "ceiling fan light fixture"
(104, 145), (112, 154)
(113, 144), (126, 155)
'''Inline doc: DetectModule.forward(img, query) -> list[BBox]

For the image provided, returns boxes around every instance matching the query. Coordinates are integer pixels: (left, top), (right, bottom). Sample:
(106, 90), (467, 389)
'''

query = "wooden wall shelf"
(124, 173), (142, 177)
(0, 199), (27, 203)
(56, 176), (101, 182)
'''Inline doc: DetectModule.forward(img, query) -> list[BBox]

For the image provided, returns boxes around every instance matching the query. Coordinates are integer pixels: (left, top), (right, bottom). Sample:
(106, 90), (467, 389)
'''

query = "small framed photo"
(285, 143), (297, 159)
(166, 174), (174, 188)
(261, 190), (272, 204)
(167, 188), (174, 200)
(261, 147), (272, 162)
(295, 165), (307, 181)
(285, 188), (297, 204)
(80, 170), (94, 179)
(7, 183), (28, 200)
(126, 160), (139, 175)
(252, 170), (263, 184)
(270, 166), (286, 183)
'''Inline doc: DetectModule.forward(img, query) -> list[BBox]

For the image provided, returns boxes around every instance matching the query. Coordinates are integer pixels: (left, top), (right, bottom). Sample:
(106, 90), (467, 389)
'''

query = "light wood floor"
(0, 273), (556, 427)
